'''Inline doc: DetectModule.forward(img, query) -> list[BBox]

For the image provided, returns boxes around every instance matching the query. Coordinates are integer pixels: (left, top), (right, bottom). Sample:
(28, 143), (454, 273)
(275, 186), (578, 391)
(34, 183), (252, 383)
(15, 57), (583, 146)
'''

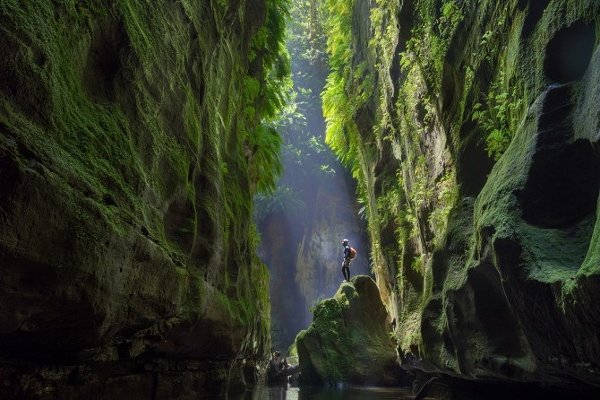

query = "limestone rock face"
(295, 275), (406, 386)
(321, 0), (600, 392)
(0, 0), (281, 397)
(295, 177), (371, 314)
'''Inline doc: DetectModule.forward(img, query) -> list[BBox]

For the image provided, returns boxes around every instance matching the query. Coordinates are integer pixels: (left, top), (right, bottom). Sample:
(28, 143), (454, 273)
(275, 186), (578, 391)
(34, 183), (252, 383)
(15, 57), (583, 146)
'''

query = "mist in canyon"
(256, 2), (370, 352)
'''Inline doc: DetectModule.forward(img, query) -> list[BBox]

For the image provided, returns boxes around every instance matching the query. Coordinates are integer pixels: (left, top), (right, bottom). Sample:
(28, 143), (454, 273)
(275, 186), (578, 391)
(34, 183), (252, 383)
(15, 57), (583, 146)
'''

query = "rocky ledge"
(295, 275), (409, 386)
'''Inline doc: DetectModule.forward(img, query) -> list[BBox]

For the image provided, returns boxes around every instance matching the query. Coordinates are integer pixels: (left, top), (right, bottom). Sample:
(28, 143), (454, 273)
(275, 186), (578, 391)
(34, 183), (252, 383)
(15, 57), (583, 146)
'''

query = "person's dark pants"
(342, 260), (350, 281)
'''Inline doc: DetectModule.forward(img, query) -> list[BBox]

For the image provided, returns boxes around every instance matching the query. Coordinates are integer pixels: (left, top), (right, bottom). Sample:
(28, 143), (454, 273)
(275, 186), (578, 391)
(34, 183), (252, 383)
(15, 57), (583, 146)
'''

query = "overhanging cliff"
(0, 0), (288, 398)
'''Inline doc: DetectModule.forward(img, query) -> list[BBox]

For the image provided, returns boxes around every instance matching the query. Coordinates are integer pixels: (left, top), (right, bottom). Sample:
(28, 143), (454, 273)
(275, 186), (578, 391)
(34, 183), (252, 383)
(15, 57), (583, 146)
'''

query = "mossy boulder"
(295, 275), (407, 386)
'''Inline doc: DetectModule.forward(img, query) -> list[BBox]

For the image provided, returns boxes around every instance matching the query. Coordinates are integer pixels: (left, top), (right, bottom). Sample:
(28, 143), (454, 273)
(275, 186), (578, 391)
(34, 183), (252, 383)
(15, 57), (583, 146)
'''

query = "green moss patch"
(295, 276), (405, 386)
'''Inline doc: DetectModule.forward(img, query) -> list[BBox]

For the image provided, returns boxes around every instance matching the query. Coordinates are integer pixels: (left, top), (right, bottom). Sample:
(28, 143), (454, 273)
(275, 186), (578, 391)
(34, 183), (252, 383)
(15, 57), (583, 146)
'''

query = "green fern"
(245, 0), (292, 194)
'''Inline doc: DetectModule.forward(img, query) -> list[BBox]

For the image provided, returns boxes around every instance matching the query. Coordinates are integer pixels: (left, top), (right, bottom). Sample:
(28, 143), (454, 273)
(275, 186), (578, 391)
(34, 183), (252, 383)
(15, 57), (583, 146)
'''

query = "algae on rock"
(295, 275), (406, 386)
(320, 0), (600, 390)
(0, 0), (289, 397)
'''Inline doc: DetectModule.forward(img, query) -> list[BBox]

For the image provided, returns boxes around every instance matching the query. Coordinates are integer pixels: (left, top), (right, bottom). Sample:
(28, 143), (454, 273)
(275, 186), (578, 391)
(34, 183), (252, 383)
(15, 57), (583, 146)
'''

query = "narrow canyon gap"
(256, 0), (370, 353)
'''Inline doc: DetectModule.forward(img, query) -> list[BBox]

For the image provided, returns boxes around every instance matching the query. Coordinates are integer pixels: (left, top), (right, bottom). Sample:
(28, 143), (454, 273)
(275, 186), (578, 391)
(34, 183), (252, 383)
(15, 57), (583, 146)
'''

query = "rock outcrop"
(0, 0), (287, 398)
(321, 0), (600, 394)
(295, 275), (406, 386)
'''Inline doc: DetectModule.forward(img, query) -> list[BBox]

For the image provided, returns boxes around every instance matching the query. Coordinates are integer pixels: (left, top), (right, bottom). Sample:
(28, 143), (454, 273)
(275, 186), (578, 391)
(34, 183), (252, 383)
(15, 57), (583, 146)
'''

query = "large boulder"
(295, 275), (407, 386)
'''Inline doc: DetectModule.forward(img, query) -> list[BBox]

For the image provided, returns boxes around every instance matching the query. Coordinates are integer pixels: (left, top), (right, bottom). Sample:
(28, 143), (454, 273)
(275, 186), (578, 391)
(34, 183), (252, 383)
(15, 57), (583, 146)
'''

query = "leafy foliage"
(248, 125), (284, 193)
(404, 0), (464, 93)
(472, 72), (524, 161)
(246, 0), (292, 194)
(282, 0), (336, 177)
(287, 0), (328, 64)
(322, 0), (374, 195)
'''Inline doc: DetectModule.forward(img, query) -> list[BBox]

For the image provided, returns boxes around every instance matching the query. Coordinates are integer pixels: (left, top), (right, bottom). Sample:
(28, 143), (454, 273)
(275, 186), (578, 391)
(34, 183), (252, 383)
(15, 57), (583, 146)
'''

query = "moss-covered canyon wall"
(0, 0), (288, 397)
(322, 0), (600, 388)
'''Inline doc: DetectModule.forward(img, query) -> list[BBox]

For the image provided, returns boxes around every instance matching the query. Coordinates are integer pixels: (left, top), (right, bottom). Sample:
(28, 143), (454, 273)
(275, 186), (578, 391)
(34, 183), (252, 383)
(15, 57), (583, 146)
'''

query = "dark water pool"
(223, 385), (416, 400)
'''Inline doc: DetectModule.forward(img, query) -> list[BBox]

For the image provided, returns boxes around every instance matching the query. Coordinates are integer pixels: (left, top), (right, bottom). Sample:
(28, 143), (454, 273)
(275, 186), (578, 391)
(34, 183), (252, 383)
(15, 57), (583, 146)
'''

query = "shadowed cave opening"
(519, 138), (600, 229)
(544, 21), (595, 83)
(83, 19), (129, 102)
(519, 83), (600, 229)
(456, 126), (495, 197)
(470, 264), (525, 359)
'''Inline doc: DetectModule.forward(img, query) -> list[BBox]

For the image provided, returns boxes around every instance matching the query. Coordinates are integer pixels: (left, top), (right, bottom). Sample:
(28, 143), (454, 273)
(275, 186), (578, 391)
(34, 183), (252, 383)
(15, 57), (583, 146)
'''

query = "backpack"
(349, 247), (357, 259)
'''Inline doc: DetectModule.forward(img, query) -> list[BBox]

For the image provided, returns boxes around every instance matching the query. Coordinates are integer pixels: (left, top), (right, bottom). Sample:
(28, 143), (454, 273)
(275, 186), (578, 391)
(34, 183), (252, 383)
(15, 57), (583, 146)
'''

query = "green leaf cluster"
(287, 0), (328, 64)
(322, 0), (374, 195)
(245, 0), (293, 193)
(472, 70), (524, 160)
(404, 0), (464, 93)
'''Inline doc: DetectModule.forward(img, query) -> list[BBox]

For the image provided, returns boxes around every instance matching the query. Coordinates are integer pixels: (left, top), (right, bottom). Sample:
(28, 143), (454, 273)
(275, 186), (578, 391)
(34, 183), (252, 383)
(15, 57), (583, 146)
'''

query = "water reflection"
(225, 385), (415, 400)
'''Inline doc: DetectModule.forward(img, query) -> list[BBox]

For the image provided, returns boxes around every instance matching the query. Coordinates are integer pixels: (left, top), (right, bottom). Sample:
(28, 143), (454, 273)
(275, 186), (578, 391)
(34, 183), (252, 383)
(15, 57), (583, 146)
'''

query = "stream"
(224, 385), (420, 400)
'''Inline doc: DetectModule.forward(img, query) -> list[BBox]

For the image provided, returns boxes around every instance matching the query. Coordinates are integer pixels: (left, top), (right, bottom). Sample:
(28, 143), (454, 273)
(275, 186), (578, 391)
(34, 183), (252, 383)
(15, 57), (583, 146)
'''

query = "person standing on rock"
(341, 238), (356, 282)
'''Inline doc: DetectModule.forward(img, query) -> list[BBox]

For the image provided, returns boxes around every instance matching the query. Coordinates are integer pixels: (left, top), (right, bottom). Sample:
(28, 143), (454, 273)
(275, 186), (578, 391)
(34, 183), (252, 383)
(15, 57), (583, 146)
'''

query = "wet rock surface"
(0, 0), (280, 397)
(320, 0), (600, 394)
(295, 275), (408, 386)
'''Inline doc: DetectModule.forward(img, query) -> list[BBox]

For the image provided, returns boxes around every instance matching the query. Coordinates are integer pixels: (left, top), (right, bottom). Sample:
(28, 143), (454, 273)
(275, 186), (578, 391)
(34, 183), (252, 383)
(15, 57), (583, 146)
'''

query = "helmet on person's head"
(342, 239), (349, 245)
